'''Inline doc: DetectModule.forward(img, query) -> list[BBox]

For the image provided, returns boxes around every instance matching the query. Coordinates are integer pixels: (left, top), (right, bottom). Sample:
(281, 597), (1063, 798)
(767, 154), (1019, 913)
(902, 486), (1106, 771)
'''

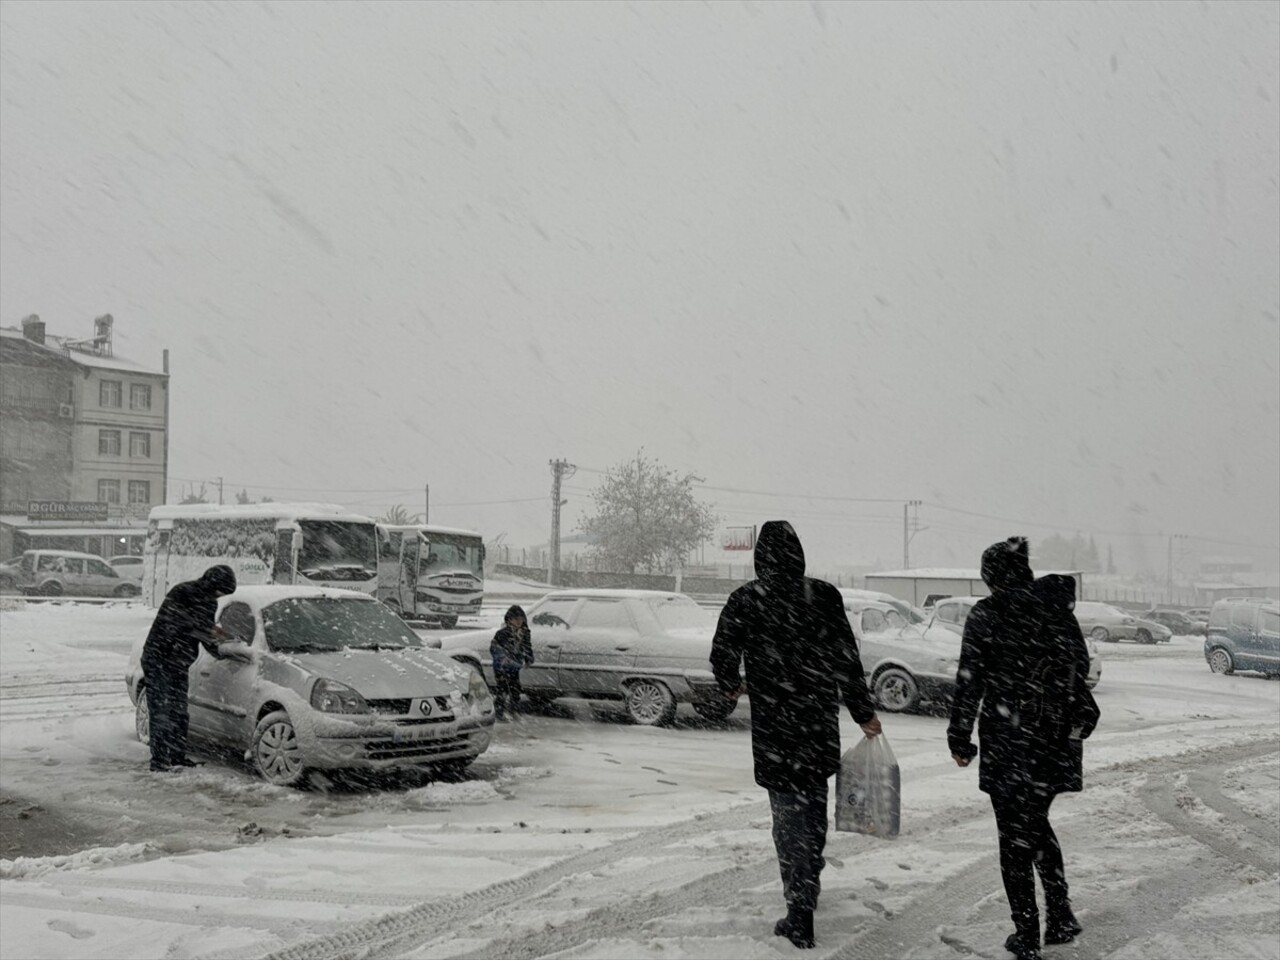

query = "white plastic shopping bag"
(835, 734), (900, 837)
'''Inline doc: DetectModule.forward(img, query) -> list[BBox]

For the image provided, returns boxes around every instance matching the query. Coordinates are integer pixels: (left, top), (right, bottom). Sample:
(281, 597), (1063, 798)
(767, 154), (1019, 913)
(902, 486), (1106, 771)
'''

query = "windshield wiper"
(346, 643), (410, 651)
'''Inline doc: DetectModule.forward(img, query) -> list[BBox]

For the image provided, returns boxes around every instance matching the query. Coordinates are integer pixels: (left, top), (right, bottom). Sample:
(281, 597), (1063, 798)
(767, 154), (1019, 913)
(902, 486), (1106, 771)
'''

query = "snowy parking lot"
(1, 599), (1277, 960)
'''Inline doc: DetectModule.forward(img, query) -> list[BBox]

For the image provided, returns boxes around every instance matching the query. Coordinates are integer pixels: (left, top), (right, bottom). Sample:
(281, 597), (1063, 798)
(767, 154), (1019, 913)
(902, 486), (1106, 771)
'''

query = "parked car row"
(1, 549), (141, 598)
(119, 584), (1276, 792)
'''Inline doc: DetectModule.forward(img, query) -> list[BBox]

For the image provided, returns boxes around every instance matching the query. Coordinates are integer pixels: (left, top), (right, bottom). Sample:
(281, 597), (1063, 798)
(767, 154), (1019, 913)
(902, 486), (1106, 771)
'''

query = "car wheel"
(1091, 627), (1112, 643)
(874, 667), (920, 713)
(1135, 629), (1153, 645)
(439, 616), (459, 629)
(692, 698), (737, 721)
(40, 580), (63, 597)
(625, 679), (677, 726)
(1207, 648), (1234, 676)
(114, 583), (140, 598)
(251, 710), (308, 787)
(135, 688), (150, 745)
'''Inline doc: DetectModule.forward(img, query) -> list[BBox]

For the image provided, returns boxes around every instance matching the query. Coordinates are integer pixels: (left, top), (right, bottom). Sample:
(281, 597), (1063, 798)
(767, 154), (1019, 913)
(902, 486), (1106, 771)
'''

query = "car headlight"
(310, 678), (370, 714)
(467, 667), (492, 702)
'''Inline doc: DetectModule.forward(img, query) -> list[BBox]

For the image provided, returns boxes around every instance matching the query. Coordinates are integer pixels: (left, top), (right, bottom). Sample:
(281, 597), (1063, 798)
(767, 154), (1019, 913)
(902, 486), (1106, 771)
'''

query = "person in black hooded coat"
(711, 520), (881, 949)
(141, 564), (237, 771)
(489, 604), (533, 720)
(947, 539), (1100, 960)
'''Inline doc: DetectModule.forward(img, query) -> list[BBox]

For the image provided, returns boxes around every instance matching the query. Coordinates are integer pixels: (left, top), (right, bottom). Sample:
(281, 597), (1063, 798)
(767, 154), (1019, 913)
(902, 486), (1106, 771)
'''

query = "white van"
(0, 549), (141, 598)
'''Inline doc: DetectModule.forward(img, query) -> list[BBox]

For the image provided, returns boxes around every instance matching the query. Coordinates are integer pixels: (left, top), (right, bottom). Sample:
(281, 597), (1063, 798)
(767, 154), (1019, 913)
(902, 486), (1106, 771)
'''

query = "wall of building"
(0, 337), (76, 509)
(69, 367), (167, 516)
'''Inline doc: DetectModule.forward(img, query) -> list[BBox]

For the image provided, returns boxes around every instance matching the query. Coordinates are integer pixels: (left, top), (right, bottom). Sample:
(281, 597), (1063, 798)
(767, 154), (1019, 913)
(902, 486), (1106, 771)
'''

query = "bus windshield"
(298, 520), (378, 582)
(423, 533), (483, 577)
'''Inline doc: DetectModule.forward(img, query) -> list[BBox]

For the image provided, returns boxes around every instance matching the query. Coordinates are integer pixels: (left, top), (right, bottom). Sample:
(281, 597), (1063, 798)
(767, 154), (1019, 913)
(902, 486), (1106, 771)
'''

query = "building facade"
(0, 315), (168, 559)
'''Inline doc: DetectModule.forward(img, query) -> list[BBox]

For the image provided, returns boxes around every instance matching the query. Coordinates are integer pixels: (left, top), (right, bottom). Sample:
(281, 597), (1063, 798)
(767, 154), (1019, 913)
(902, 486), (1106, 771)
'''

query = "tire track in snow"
(839, 738), (1279, 960)
(49, 874), (426, 908)
(254, 737), (1280, 960)
(0, 888), (349, 938)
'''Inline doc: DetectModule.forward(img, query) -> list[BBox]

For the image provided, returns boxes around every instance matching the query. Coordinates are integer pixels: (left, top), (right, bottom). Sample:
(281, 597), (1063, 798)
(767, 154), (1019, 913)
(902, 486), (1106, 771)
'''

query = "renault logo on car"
(418, 699), (433, 716)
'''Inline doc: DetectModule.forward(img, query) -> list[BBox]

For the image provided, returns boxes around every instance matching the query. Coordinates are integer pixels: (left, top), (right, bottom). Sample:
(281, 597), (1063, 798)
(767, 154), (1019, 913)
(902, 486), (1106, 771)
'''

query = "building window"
(98, 479), (120, 504)
(98, 429), (122, 456)
(100, 380), (122, 408)
(129, 431), (150, 458)
(130, 383), (152, 410)
(128, 480), (150, 505)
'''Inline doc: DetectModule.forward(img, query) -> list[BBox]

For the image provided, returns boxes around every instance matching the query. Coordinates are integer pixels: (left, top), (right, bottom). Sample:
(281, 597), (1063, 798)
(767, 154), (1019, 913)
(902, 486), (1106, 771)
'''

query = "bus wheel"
(439, 617), (458, 629)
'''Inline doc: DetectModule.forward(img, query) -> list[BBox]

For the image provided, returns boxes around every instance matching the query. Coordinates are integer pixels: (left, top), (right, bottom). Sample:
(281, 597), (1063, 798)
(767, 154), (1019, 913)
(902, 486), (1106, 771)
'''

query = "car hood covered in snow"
(274, 647), (471, 699)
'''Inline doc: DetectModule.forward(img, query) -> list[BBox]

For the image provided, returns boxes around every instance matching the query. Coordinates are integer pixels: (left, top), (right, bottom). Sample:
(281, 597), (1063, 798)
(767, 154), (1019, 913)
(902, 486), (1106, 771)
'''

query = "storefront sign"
(27, 500), (110, 522)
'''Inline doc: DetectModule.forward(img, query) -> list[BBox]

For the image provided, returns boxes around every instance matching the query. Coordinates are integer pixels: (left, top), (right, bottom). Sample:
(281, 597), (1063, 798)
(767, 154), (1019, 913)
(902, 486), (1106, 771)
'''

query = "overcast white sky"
(1, 0), (1276, 575)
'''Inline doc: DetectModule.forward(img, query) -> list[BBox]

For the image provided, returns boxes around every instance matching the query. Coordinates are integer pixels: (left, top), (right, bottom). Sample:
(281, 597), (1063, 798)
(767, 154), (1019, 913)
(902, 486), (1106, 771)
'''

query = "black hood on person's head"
(980, 537), (1033, 594)
(754, 520), (805, 580)
(504, 604), (526, 625)
(199, 564), (237, 597)
(1034, 573), (1077, 611)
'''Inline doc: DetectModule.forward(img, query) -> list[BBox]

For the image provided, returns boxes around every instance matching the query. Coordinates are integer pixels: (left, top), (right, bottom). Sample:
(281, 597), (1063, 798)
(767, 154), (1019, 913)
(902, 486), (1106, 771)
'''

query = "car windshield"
(262, 597), (424, 653)
(648, 595), (710, 631)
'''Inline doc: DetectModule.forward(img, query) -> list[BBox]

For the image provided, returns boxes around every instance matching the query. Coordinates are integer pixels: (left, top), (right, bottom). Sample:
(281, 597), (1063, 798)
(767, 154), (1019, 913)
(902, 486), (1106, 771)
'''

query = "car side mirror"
(217, 641), (254, 663)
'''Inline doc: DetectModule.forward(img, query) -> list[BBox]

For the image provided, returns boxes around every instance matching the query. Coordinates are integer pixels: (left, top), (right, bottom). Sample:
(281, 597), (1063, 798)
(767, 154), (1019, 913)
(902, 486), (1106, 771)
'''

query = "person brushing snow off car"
(141, 564), (237, 772)
(490, 604), (534, 721)
(711, 520), (882, 949)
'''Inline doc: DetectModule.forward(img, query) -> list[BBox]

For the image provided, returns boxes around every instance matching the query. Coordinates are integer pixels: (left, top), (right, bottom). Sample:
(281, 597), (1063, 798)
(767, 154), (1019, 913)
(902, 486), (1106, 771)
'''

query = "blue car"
(1204, 598), (1280, 677)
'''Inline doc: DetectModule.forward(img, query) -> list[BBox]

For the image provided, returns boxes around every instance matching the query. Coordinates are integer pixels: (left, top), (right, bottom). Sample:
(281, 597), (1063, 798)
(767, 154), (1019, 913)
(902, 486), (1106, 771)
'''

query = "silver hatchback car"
(441, 589), (733, 726)
(126, 587), (495, 787)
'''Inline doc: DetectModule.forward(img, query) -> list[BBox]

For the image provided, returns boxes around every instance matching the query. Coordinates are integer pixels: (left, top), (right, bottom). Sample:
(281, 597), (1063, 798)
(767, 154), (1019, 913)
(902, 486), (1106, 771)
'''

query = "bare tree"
(579, 451), (718, 574)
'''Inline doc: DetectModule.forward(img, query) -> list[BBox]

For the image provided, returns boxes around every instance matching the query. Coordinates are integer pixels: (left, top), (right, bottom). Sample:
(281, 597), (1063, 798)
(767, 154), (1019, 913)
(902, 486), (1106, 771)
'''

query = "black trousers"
(990, 788), (1068, 938)
(146, 669), (190, 768)
(493, 671), (523, 718)
(768, 780), (829, 911)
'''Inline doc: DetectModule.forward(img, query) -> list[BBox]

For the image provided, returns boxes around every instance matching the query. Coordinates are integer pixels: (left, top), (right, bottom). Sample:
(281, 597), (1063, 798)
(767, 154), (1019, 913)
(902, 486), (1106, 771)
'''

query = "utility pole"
(217, 476), (224, 506)
(1166, 533), (1188, 594)
(902, 499), (922, 568)
(548, 459), (575, 586)
(424, 483), (430, 523)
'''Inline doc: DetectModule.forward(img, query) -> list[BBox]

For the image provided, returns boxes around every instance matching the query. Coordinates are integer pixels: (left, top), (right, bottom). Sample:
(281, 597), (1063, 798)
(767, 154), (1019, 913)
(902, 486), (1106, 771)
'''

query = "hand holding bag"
(835, 734), (901, 837)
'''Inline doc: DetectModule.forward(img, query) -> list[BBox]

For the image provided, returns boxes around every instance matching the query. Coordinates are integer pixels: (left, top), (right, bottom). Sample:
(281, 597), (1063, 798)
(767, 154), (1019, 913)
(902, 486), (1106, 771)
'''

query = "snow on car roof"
(228, 585), (377, 606)
(20, 549), (108, 561)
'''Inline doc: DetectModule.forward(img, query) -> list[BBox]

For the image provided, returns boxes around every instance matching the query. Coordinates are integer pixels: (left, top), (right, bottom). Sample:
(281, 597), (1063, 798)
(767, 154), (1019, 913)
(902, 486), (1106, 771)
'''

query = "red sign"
(721, 526), (756, 551)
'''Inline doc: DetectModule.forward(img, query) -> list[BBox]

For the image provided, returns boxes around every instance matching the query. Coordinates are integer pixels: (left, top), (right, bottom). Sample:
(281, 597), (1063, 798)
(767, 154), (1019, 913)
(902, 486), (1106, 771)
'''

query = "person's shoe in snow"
(1003, 932), (1041, 960)
(1044, 907), (1082, 945)
(773, 907), (815, 949)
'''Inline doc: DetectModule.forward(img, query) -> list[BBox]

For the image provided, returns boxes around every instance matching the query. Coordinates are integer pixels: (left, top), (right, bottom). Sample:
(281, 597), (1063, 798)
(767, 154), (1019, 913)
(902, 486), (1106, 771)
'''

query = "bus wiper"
(347, 643), (409, 651)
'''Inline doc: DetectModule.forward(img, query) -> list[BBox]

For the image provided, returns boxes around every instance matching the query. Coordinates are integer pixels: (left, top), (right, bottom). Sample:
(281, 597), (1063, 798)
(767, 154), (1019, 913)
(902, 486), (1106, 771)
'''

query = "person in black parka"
(947, 539), (1100, 960)
(489, 604), (533, 721)
(711, 521), (882, 949)
(141, 565), (236, 771)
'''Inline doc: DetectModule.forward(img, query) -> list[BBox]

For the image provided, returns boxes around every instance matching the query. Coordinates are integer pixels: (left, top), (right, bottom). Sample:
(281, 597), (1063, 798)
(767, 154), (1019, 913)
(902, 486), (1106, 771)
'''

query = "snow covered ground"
(0, 600), (1277, 960)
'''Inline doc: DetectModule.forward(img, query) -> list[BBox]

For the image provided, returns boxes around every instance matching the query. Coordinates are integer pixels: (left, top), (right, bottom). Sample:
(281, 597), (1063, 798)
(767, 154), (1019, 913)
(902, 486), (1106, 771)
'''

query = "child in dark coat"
(490, 604), (533, 721)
